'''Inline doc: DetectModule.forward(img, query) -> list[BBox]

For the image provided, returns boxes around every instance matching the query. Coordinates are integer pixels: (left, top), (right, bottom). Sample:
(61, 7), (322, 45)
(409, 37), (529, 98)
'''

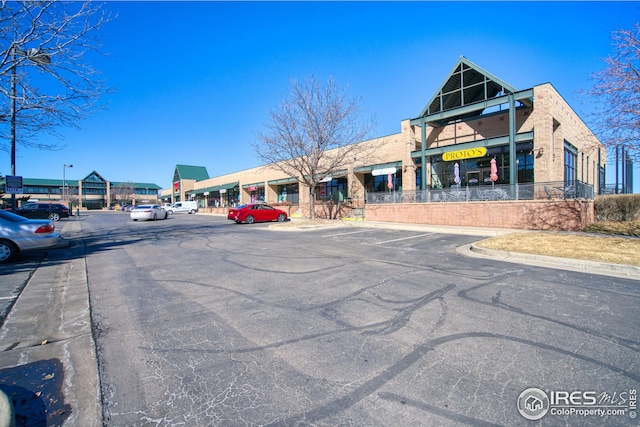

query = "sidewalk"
(0, 218), (101, 427)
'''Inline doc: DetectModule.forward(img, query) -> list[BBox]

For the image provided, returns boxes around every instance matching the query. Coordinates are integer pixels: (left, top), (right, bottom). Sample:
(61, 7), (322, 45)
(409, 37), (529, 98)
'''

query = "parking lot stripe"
(374, 233), (435, 244)
(322, 230), (371, 238)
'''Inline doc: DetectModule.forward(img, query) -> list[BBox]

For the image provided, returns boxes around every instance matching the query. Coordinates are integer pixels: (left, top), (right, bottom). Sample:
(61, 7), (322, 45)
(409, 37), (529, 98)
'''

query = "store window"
(316, 177), (347, 202)
(564, 141), (577, 186)
(278, 183), (299, 204)
(225, 187), (240, 206)
(365, 172), (402, 192)
(247, 186), (264, 203)
(429, 144), (534, 188)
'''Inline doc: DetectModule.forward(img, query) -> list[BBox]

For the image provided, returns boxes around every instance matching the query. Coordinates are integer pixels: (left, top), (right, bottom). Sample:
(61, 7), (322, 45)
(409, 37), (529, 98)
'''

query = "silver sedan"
(0, 210), (60, 263)
(130, 205), (167, 221)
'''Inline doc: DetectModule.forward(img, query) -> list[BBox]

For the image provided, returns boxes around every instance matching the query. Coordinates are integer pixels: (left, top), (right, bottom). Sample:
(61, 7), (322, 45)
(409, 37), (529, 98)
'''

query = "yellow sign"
(443, 147), (487, 161)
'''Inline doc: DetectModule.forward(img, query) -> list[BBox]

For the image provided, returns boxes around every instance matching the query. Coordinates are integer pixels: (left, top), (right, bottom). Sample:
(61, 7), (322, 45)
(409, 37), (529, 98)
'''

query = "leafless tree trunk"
(113, 182), (135, 207)
(254, 75), (376, 219)
(587, 22), (640, 162)
(0, 1), (114, 153)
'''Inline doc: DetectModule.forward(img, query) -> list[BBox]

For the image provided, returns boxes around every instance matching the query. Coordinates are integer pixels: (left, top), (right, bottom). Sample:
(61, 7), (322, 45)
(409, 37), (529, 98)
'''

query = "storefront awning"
(268, 177), (298, 185)
(191, 185), (219, 195)
(219, 181), (239, 190)
(354, 161), (402, 174)
(242, 182), (265, 189)
(191, 182), (238, 195)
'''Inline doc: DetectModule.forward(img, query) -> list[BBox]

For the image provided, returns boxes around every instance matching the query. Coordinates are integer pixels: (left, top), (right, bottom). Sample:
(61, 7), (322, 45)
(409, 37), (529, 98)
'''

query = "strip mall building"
(163, 57), (606, 231)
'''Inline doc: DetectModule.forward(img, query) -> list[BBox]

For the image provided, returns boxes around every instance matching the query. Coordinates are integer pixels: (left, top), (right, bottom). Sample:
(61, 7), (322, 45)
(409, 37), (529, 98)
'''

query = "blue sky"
(5, 1), (640, 191)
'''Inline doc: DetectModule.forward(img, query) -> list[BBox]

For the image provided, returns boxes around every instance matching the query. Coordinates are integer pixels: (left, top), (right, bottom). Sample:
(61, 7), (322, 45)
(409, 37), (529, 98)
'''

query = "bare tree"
(587, 22), (640, 161)
(254, 75), (376, 219)
(112, 182), (135, 207)
(0, 1), (114, 153)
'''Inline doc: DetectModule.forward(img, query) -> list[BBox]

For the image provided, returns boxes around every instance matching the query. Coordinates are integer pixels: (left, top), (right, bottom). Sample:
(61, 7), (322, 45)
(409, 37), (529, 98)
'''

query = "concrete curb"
(465, 243), (640, 280)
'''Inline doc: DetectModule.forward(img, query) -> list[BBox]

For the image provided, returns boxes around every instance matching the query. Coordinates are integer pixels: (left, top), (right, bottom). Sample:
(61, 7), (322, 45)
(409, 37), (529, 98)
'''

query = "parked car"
(120, 204), (134, 212)
(161, 203), (173, 213)
(166, 201), (198, 214)
(130, 205), (168, 221)
(14, 202), (70, 221)
(227, 203), (288, 224)
(0, 210), (60, 263)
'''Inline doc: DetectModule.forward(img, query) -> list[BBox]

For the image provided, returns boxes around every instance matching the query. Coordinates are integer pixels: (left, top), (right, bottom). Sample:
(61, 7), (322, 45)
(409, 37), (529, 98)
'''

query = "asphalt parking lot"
(0, 212), (638, 426)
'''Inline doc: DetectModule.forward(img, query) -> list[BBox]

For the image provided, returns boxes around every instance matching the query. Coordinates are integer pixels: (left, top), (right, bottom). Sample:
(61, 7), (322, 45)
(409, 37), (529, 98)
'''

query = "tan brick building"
(162, 57), (605, 230)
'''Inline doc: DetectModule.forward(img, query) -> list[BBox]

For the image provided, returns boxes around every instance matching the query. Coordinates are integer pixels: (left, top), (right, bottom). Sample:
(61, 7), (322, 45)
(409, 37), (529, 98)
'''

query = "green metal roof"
(111, 182), (162, 190)
(0, 177), (161, 189)
(22, 178), (66, 186)
(174, 164), (209, 181)
(0, 177), (68, 186)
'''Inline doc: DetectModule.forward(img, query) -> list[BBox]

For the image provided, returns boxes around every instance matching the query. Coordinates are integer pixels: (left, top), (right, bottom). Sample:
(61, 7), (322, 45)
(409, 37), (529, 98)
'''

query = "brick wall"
(363, 200), (594, 231)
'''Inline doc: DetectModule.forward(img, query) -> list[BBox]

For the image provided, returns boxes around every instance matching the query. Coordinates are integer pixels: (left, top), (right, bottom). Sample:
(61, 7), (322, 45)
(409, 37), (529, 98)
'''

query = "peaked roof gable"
(83, 170), (107, 183)
(174, 165), (209, 182)
(419, 56), (523, 119)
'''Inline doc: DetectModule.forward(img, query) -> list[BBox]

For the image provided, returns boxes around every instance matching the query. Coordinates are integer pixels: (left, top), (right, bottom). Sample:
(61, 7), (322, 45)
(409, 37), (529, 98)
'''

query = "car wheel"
(164, 212), (168, 219)
(0, 240), (17, 263)
(277, 213), (285, 222)
(189, 209), (196, 214)
(48, 212), (60, 221)
(245, 215), (254, 224)
(167, 210), (173, 215)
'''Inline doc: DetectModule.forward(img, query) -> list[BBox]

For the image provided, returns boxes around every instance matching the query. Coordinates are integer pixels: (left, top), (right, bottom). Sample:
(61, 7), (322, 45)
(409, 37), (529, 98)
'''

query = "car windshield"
(236, 204), (248, 209)
(0, 210), (29, 222)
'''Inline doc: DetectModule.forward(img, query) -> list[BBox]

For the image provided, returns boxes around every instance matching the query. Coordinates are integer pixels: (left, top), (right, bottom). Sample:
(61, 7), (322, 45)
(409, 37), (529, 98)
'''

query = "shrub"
(594, 194), (640, 221)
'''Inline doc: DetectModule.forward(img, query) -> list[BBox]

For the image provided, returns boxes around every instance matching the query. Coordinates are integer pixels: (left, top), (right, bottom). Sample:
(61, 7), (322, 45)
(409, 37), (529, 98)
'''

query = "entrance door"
(466, 171), (480, 185)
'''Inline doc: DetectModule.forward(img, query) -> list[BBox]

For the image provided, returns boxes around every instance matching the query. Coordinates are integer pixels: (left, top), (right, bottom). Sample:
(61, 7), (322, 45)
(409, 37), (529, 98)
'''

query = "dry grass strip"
(476, 232), (640, 266)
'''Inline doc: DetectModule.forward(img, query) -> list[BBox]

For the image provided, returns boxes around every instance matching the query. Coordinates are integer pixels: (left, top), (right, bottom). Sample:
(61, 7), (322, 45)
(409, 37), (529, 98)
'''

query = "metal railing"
(366, 181), (594, 204)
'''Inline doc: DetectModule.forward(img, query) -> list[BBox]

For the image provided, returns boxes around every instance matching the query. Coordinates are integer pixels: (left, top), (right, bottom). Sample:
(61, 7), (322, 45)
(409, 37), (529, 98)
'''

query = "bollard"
(76, 208), (80, 217)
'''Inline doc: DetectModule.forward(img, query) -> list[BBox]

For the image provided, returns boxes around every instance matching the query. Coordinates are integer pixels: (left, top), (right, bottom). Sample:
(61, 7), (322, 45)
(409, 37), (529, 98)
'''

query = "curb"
(467, 243), (640, 280)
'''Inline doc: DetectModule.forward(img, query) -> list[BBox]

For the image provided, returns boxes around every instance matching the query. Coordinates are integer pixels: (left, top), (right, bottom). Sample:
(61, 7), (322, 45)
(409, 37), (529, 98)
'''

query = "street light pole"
(9, 44), (51, 211)
(63, 164), (73, 202)
(10, 47), (17, 212)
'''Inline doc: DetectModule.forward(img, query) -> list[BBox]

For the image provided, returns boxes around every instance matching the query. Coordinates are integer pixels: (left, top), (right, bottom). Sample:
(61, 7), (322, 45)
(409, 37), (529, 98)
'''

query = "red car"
(227, 204), (288, 224)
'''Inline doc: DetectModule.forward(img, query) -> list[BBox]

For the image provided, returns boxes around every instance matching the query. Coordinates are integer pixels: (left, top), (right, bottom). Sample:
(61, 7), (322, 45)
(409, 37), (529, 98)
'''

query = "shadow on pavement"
(0, 358), (70, 426)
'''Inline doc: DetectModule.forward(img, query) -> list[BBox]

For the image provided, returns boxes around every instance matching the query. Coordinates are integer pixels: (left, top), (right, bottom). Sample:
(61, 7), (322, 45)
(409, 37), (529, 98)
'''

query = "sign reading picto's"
(442, 147), (487, 161)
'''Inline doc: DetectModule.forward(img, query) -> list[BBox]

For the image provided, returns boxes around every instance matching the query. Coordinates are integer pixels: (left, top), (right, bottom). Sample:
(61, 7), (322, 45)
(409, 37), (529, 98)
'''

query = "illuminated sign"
(442, 147), (487, 161)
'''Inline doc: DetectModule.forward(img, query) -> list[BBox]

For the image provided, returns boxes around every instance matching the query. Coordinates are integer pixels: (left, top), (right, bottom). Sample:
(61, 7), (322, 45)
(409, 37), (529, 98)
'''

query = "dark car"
(14, 203), (70, 221)
(227, 203), (288, 224)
